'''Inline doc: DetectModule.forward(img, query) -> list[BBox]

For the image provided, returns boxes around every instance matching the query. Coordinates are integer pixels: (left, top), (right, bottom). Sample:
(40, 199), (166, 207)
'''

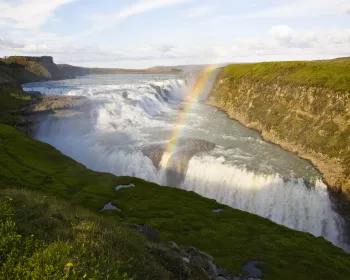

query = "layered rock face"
(16, 92), (91, 135)
(208, 62), (350, 195)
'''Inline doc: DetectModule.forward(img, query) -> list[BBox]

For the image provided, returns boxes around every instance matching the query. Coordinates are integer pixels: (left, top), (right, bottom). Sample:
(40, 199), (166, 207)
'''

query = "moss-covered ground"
(1, 123), (350, 279)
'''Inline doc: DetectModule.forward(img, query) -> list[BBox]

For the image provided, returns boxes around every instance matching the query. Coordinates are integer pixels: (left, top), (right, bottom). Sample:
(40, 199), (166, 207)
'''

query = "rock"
(168, 241), (180, 250)
(99, 202), (121, 212)
(217, 266), (230, 278)
(186, 247), (214, 263)
(186, 247), (217, 278)
(241, 261), (264, 278)
(216, 277), (228, 280)
(133, 227), (259, 280)
(232, 277), (261, 280)
(132, 224), (160, 243)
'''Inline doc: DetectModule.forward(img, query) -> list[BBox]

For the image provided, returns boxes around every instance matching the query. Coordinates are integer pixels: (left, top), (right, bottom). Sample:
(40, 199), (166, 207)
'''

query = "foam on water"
(180, 154), (345, 247)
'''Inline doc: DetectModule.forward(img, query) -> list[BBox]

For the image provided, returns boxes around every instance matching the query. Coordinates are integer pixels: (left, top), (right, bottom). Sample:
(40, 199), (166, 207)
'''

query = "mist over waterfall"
(24, 73), (348, 250)
(182, 155), (342, 242)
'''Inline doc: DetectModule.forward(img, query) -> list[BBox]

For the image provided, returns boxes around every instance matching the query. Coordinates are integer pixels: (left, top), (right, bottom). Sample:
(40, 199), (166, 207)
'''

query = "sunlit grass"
(222, 60), (350, 92)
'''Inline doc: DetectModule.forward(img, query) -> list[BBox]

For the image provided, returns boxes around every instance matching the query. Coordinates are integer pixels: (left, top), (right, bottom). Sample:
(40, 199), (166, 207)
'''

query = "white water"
(182, 155), (341, 240)
(23, 74), (347, 250)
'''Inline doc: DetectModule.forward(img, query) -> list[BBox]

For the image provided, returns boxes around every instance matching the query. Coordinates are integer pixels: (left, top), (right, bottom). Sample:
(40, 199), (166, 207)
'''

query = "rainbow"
(164, 65), (217, 157)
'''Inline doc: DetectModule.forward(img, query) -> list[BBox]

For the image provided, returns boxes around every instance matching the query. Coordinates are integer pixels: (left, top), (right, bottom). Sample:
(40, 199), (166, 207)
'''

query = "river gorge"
(23, 72), (349, 252)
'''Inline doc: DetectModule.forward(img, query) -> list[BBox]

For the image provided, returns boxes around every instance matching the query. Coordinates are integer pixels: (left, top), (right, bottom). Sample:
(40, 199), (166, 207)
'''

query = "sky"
(0, 0), (349, 68)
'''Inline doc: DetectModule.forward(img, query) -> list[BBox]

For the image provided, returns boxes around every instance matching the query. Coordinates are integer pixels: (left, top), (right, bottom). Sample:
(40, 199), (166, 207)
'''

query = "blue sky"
(0, 0), (349, 68)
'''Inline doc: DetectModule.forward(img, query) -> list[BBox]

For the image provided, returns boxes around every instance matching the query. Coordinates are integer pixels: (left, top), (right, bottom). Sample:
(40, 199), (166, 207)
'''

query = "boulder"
(185, 247), (217, 278)
(132, 224), (160, 243)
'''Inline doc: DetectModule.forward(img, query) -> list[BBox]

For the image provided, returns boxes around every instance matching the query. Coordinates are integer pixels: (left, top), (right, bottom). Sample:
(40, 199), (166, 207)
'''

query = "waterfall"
(180, 154), (345, 247)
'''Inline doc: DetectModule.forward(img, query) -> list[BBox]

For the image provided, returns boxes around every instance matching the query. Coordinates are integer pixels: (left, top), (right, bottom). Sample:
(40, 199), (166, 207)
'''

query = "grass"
(1, 124), (350, 279)
(0, 190), (173, 280)
(0, 86), (32, 125)
(0, 86), (31, 111)
(222, 60), (350, 92)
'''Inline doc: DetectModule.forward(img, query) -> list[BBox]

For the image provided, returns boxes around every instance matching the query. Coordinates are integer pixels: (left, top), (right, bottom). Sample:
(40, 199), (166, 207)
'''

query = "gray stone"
(168, 241), (180, 250)
(186, 247), (218, 277)
(182, 257), (190, 264)
(186, 246), (214, 263)
(207, 261), (219, 278)
(216, 277), (228, 280)
(217, 266), (230, 278)
(132, 224), (160, 243)
(99, 202), (121, 212)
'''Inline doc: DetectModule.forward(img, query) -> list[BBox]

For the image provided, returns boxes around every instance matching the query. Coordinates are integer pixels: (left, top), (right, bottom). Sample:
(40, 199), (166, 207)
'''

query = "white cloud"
(186, 5), (214, 19)
(345, 5), (350, 14)
(0, 0), (76, 29)
(269, 25), (317, 48)
(0, 38), (23, 49)
(82, 0), (194, 36)
(242, 0), (349, 18)
(1, 23), (349, 68)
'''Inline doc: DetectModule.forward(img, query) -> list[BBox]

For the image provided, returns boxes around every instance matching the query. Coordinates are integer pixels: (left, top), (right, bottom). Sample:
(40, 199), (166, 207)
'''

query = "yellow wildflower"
(65, 263), (73, 268)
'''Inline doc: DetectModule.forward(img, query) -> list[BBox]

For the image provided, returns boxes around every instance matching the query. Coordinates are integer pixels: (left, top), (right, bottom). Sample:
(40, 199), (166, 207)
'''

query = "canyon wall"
(208, 60), (350, 195)
(0, 56), (75, 84)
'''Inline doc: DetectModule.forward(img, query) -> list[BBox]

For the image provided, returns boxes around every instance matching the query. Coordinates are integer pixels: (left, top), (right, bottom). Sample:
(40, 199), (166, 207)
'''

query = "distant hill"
(58, 64), (183, 77)
(331, 56), (350, 62)
(148, 63), (228, 73)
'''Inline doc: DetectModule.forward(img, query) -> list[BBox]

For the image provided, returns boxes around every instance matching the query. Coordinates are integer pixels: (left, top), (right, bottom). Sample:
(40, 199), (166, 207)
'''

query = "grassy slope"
(0, 85), (32, 127)
(0, 86), (31, 111)
(0, 190), (172, 280)
(1, 124), (350, 279)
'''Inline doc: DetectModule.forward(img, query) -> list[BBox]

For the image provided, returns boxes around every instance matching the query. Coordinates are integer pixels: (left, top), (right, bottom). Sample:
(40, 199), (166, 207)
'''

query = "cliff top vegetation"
(222, 59), (350, 92)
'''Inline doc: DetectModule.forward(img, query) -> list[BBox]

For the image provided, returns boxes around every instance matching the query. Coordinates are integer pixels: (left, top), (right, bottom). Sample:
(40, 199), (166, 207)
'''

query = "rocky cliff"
(208, 60), (350, 195)
(0, 56), (77, 84)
